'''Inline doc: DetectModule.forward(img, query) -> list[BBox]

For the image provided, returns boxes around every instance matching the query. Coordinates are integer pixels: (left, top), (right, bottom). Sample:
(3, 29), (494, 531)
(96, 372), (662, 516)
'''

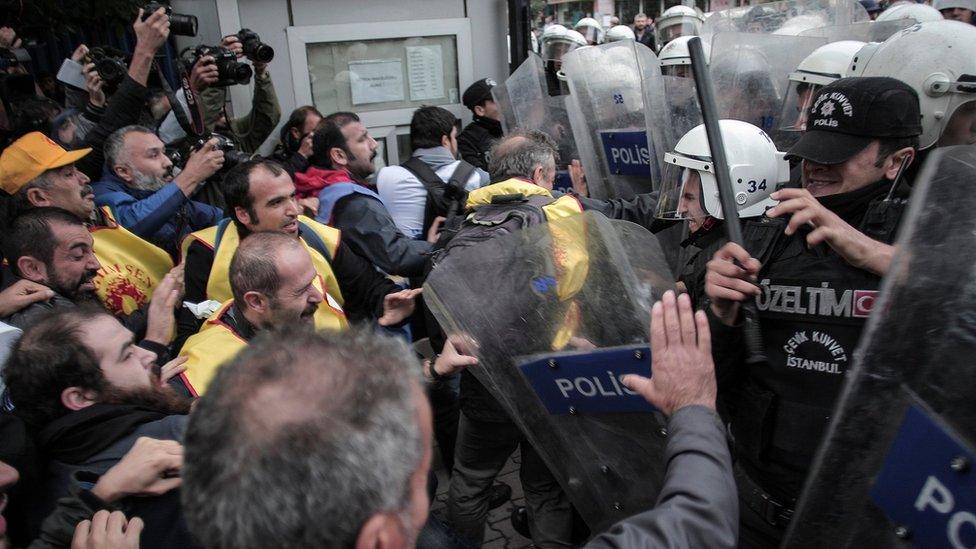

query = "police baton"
(688, 36), (767, 365)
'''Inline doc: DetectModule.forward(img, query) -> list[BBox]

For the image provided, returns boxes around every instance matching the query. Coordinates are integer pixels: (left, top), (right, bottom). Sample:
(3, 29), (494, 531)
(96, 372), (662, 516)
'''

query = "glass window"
(306, 35), (461, 115)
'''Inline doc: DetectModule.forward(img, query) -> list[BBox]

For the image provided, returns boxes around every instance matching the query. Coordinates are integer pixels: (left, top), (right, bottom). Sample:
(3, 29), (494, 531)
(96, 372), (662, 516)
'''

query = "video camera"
(142, 2), (198, 37)
(188, 45), (252, 87)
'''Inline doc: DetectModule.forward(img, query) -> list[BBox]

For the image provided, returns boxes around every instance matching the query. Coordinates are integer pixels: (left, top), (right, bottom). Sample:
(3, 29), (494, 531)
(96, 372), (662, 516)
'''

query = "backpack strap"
(445, 160), (476, 216)
(296, 219), (335, 267)
(211, 218), (234, 256)
(401, 157), (445, 192)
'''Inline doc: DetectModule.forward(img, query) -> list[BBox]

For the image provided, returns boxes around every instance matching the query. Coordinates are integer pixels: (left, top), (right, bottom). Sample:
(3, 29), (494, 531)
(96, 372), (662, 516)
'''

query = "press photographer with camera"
(93, 125), (224, 255)
(158, 30), (280, 155)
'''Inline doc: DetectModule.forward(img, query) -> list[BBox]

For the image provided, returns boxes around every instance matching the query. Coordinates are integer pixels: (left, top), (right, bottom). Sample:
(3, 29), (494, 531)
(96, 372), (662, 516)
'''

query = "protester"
(632, 12), (656, 49)
(376, 105), (487, 240)
(181, 292), (736, 548)
(2, 308), (194, 547)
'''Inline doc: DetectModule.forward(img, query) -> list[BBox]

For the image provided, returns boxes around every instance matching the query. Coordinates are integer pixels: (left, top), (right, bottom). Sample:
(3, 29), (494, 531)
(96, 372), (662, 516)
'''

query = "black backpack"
(400, 157), (476, 238)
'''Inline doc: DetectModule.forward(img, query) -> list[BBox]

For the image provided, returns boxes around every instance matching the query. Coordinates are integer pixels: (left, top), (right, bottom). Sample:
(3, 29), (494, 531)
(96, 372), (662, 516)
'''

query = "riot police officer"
(703, 77), (921, 547)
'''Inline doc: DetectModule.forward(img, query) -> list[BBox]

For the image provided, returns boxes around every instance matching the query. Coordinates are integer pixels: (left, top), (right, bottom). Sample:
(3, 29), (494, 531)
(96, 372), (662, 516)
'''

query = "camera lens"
(233, 63), (253, 84)
(169, 13), (198, 37)
(248, 43), (274, 63)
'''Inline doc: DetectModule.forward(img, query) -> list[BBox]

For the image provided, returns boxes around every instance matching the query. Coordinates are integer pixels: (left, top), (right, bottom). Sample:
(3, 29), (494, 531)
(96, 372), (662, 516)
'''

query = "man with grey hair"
(181, 293), (737, 548)
(93, 125), (225, 253)
(439, 128), (665, 546)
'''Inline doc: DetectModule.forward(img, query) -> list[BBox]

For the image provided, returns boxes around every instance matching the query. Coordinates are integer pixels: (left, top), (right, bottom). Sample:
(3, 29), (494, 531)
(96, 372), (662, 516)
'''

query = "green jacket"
(199, 69), (281, 153)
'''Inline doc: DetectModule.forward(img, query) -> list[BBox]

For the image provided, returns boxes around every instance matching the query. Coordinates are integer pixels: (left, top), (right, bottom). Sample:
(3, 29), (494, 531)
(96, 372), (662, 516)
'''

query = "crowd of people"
(0, 0), (973, 548)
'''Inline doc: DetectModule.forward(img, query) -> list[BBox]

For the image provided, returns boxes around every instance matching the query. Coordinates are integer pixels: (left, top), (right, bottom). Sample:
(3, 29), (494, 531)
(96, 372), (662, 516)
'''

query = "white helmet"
(771, 13), (830, 35)
(777, 41), (867, 136)
(934, 0), (976, 12)
(876, 2), (944, 22)
(574, 17), (605, 44)
(656, 5), (705, 50)
(659, 35), (710, 78)
(605, 25), (637, 42)
(541, 25), (586, 63)
(658, 120), (791, 223)
(854, 21), (976, 149)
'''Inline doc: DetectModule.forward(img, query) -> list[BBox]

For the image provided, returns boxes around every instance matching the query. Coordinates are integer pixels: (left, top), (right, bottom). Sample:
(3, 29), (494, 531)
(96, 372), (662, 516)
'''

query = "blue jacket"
(93, 171), (222, 254)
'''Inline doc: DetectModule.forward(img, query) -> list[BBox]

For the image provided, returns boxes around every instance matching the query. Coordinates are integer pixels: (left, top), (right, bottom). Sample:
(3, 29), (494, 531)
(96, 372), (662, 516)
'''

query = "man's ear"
(440, 134), (452, 149)
(531, 165), (546, 186)
(61, 387), (98, 412)
(25, 186), (52, 208)
(884, 147), (915, 181)
(234, 205), (252, 227)
(473, 104), (486, 118)
(243, 290), (270, 313)
(16, 256), (48, 284)
(355, 513), (408, 549)
(113, 163), (133, 183)
(330, 147), (348, 168)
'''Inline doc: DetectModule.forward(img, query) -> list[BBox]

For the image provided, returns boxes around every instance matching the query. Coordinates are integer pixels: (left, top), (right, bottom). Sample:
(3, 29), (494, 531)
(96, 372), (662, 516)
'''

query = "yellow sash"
(182, 216), (347, 331)
(92, 207), (174, 316)
(178, 301), (248, 396)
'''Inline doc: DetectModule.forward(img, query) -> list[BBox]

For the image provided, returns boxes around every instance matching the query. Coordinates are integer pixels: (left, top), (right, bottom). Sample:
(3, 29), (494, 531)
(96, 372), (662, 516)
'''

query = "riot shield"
(784, 145), (976, 548)
(708, 32), (826, 140)
(561, 40), (666, 200)
(797, 18), (914, 43)
(700, 0), (869, 47)
(492, 53), (582, 190)
(424, 212), (676, 533)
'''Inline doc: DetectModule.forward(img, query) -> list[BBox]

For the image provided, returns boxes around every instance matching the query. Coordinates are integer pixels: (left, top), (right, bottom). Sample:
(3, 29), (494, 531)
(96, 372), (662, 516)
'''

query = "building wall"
(211, 0), (509, 152)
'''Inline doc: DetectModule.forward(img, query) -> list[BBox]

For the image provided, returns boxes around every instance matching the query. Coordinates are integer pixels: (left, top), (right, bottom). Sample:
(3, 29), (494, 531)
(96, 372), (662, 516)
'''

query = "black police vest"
(730, 196), (903, 499)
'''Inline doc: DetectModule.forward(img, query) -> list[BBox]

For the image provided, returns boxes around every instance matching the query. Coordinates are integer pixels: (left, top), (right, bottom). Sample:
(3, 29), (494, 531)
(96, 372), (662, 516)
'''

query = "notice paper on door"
(349, 58), (404, 105)
(406, 45), (444, 101)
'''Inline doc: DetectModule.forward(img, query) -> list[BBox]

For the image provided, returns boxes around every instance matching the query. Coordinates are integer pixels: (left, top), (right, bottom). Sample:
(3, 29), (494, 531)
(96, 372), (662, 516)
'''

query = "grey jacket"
(585, 406), (738, 549)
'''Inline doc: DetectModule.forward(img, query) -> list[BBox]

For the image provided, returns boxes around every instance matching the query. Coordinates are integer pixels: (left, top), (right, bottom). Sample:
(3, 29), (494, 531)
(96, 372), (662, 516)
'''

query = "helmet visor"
(656, 155), (711, 234)
(937, 98), (976, 147)
(543, 40), (577, 63)
(656, 19), (701, 47)
(775, 80), (821, 148)
(662, 64), (693, 78)
(577, 25), (602, 44)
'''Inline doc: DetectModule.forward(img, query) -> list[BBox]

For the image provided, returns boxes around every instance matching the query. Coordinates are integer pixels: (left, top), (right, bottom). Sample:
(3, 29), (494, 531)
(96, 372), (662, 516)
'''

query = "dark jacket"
(199, 70), (281, 154)
(710, 181), (899, 504)
(635, 27), (656, 51)
(585, 406), (737, 549)
(313, 170), (432, 278)
(175, 223), (400, 352)
(92, 172), (222, 256)
(32, 405), (194, 548)
(457, 116), (503, 172)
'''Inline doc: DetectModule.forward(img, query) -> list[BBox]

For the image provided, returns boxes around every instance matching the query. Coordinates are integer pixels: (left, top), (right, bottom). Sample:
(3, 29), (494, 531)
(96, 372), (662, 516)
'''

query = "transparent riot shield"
(492, 53), (582, 191)
(561, 41), (666, 200)
(700, 0), (869, 47)
(797, 18), (914, 42)
(708, 32), (826, 139)
(784, 145), (976, 548)
(424, 212), (676, 533)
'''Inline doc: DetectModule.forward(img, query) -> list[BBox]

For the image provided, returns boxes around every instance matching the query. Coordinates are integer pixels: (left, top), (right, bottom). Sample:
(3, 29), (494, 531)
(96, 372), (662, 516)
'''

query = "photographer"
(159, 32), (280, 154)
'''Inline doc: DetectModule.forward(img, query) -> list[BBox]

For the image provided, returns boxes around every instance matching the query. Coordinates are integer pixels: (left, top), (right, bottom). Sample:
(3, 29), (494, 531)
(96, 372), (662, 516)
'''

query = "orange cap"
(0, 132), (91, 194)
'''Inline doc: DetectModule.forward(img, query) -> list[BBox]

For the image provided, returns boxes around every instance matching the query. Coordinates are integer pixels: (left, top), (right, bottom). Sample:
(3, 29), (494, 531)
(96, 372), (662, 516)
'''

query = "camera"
(86, 47), (128, 88)
(0, 47), (31, 71)
(190, 45), (252, 87)
(191, 133), (251, 172)
(236, 29), (274, 63)
(142, 2), (198, 37)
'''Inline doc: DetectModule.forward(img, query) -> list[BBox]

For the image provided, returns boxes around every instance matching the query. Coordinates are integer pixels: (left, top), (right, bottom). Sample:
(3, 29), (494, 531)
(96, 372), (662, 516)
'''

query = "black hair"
(221, 159), (287, 232)
(874, 136), (919, 169)
(229, 231), (299, 306)
(10, 97), (62, 140)
(310, 112), (361, 169)
(3, 207), (86, 277)
(279, 106), (323, 156)
(3, 306), (110, 428)
(409, 105), (459, 150)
